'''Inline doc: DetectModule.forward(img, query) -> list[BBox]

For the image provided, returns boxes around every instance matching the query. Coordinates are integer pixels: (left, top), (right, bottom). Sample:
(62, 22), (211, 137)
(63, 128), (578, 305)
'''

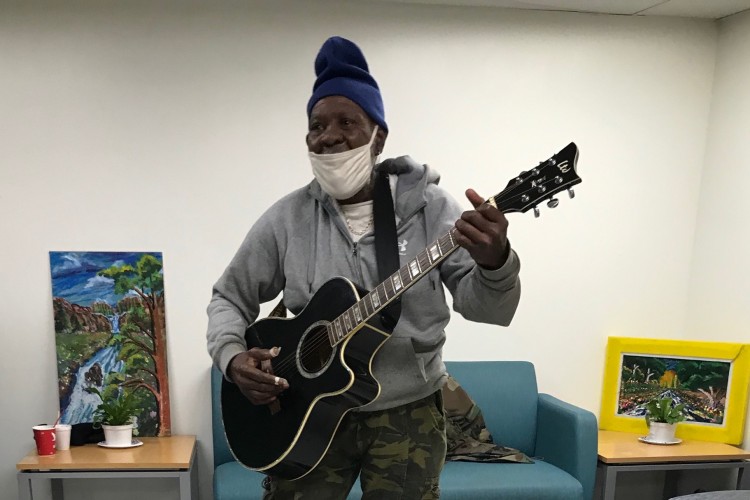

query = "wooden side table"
(597, 430), (750, 500)
(16, 435), (197, 500)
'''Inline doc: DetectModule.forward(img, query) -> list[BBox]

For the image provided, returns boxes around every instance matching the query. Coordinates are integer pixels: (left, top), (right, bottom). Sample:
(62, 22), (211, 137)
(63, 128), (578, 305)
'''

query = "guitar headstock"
(492, 142), (581, 216)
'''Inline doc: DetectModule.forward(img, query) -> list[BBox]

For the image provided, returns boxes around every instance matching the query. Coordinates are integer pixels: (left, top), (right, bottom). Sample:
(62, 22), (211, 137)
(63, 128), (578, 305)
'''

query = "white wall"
(687, 7), (750, 450)
(0, 1), (722, 499)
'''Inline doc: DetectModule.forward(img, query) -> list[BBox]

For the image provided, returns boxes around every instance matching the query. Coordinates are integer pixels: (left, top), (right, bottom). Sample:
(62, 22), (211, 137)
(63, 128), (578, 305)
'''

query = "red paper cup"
(33, 425), (56, 456)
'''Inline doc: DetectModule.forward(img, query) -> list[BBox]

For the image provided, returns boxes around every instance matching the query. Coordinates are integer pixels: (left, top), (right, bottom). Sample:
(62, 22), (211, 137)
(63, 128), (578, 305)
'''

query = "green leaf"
(89, 387), (141, 426)
(644, 396), (686, 424)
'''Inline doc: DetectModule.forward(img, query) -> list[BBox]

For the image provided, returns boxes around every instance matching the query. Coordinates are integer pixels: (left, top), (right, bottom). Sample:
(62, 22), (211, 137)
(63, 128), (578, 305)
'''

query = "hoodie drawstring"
(307, 201), (319, 293)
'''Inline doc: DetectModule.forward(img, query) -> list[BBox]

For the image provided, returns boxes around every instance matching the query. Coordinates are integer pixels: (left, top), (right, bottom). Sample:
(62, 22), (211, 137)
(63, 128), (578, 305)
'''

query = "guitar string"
(267, 227), (462, 380)
(278, 231), (457, 380)
(268, 173), (571, 380)
(268, 173), (570, 380)
(269, 173), (571, 381)
(269, 229), (460, 381)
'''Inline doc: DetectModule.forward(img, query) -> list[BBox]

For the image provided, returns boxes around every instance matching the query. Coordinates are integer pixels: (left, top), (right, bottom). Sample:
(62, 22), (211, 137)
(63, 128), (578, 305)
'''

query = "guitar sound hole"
(297, 323), (335, 377)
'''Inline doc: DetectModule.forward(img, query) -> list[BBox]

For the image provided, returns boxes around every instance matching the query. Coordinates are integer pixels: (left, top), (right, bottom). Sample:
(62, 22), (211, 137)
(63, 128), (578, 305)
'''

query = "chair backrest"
(445, 361), (538, 456)
(211, 365), (235, 467)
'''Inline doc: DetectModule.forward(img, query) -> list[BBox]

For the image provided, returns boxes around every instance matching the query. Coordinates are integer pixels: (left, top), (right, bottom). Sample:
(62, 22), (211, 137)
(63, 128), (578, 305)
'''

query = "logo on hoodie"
(398, 239), (408, 255)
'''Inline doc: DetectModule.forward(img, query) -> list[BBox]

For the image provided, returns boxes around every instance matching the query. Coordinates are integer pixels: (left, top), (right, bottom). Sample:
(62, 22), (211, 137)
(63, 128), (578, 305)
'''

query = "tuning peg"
(533, 206), (540, 218)
(547, 198), (559, 208)
(568, 188), (575, 199)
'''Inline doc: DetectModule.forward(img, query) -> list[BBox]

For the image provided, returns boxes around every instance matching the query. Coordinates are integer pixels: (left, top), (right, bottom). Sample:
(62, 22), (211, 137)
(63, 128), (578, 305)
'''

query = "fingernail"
(271, 347), (281, 357)
(281, 379), (289, 388)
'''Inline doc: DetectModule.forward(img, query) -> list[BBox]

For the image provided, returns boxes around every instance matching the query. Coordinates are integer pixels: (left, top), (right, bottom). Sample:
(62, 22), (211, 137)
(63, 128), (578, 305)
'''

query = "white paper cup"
(55, 424), (72, 451)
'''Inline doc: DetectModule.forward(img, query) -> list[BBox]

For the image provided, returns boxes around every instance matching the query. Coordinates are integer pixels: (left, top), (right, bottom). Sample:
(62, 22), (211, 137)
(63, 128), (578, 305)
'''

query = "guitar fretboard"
(326, 227), (461, 346)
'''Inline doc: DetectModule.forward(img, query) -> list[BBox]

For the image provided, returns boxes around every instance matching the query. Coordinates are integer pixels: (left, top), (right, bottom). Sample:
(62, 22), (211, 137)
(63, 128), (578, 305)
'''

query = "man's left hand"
(454, 189), (509, 270)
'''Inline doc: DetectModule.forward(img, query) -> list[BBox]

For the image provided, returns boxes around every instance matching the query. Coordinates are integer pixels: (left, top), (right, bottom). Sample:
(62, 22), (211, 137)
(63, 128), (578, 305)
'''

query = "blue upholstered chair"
(212, 361), (598, 500)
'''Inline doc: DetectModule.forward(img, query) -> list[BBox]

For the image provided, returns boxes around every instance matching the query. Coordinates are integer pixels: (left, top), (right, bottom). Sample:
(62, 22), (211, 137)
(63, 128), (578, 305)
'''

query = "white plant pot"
(647, 422), (677, 442)
(102, 424), (134, 447)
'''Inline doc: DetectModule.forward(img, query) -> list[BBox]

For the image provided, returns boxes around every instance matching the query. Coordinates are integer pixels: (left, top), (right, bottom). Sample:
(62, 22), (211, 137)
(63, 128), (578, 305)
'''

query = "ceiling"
(371, 0), (750, 19)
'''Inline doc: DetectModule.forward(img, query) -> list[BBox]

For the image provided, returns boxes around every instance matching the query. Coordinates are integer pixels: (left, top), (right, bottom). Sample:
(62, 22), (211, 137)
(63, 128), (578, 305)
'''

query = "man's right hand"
(228, 347), (289, 405)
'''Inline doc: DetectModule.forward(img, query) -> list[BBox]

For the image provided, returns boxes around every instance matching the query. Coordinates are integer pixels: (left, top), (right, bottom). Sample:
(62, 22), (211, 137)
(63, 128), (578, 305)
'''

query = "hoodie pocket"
(375, 336), (427, 385)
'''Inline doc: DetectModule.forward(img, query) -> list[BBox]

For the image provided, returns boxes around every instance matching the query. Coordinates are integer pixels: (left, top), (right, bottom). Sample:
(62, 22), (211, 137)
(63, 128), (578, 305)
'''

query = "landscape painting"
(50, 251), (171, 437)
(600, 337), (750, 444)
(617, 354), (730, 426)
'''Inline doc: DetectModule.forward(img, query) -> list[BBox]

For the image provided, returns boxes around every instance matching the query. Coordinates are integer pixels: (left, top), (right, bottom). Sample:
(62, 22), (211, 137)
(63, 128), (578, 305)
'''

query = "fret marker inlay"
(409, 260), (419, 278)
(430, 245), (441, 260)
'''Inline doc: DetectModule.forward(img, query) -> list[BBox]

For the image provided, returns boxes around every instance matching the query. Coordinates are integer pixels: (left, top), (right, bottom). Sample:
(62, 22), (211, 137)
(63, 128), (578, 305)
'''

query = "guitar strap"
(372, 168), (402, 329)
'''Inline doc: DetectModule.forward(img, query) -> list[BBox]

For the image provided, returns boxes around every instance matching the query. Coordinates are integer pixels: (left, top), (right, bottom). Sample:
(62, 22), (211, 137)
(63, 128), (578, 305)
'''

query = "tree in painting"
(98, 254), (171, 436)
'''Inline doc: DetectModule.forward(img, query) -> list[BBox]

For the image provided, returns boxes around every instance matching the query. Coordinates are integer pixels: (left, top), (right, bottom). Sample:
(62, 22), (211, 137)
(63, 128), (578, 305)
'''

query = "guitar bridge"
(268, 400), (281, 415)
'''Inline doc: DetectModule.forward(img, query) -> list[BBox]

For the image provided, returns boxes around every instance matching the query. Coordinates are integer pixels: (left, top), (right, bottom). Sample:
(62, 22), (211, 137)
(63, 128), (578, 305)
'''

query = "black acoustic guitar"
(222, 142), (582, 480)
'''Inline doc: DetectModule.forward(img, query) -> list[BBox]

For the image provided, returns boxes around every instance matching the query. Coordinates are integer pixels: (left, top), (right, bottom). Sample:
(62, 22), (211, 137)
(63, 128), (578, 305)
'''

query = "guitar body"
(221, 277), (392, 480)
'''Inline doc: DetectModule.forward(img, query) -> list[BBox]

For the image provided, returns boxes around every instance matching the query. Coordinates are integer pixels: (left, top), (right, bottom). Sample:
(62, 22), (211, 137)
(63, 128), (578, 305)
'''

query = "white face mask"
(309, 126), (379, 200)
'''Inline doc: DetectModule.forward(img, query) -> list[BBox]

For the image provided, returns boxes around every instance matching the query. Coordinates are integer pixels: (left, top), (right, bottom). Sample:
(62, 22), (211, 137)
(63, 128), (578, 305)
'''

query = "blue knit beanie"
(307, 36), (387, 131)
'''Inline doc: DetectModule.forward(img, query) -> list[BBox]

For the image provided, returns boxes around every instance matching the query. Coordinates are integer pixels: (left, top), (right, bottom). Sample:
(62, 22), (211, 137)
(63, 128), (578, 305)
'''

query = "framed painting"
(600, 337), (750, 444)
(49, 251), (171, 437)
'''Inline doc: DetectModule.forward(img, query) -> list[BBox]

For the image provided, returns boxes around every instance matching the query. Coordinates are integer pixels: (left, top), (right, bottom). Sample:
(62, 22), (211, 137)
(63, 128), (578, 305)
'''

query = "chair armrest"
(536, 393), (598, 500)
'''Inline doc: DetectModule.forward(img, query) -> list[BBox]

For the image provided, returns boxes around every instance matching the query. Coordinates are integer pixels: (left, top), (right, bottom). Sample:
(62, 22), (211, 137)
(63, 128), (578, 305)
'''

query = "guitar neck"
(327, 226), (461, 346)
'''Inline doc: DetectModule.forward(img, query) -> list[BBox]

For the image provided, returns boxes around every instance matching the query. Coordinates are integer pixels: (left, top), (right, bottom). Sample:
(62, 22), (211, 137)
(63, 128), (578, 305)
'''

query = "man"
(207, 36), (521, 499)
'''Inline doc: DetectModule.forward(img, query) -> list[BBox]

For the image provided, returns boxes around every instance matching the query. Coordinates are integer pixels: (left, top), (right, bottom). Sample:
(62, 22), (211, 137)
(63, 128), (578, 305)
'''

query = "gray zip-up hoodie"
(207, 156), (521, 411)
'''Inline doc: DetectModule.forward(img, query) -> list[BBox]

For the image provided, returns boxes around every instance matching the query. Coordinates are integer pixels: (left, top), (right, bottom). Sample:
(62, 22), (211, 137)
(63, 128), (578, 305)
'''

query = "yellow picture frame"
(600, 337), (750, 444)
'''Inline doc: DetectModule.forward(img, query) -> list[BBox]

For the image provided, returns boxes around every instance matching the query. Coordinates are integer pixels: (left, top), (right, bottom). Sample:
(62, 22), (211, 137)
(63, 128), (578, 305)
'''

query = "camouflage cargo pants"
(262, 391), (447, 500)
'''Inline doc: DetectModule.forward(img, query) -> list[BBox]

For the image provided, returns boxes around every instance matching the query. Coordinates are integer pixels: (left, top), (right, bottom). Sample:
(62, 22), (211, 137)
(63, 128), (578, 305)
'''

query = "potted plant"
(86, 386), (140, 446)
(644, 396), (686, 443)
